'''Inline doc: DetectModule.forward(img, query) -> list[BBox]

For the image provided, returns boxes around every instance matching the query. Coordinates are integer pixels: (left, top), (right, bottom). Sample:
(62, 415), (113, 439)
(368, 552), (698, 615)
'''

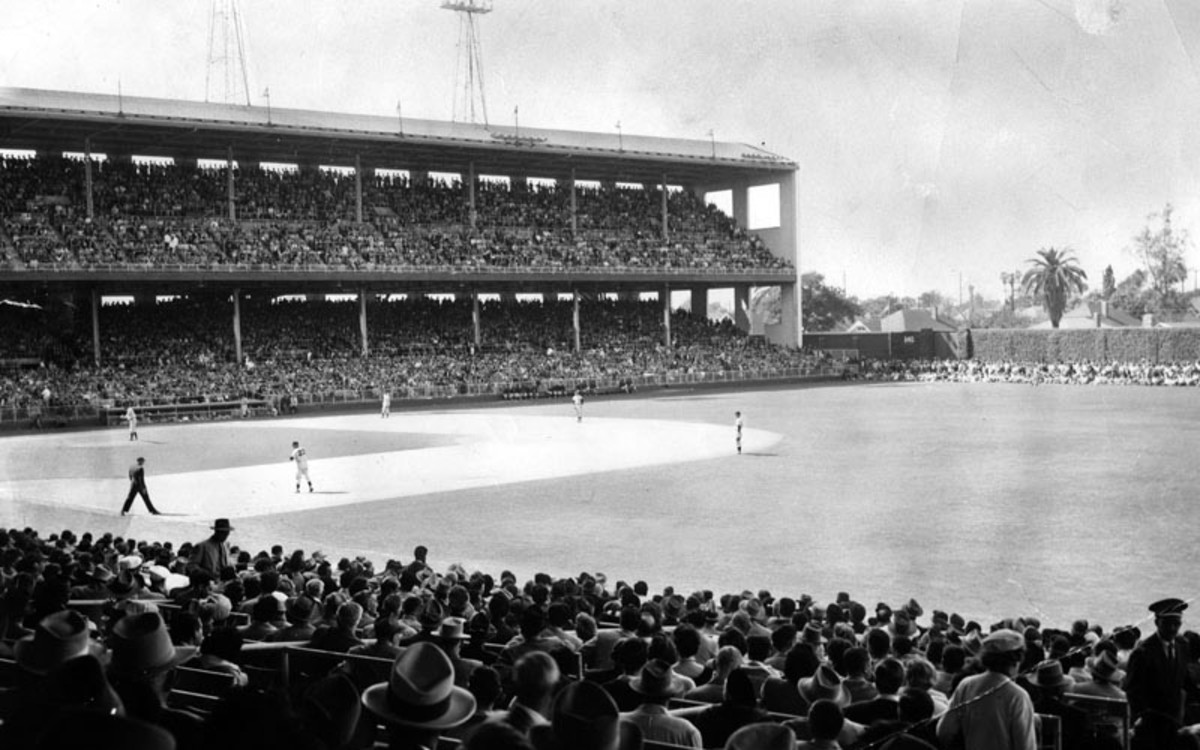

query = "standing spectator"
(189, 519), (233, 577)
(1124, 598), (1200, 749)
(936, 628), (1036, 750)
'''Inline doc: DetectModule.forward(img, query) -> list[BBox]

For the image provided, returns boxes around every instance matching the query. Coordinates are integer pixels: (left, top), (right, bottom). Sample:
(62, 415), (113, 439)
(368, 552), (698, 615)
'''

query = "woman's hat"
(361, 642), (476, 729)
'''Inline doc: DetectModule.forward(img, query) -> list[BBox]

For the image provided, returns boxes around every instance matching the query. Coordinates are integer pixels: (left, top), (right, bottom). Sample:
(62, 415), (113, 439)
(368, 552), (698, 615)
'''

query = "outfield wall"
(809, 327), (1200, 363)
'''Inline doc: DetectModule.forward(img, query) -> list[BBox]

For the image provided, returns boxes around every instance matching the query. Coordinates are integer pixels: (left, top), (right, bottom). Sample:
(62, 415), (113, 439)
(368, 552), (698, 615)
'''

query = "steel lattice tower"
(205, 0), (252, 106)
(442, 0), (492, 126)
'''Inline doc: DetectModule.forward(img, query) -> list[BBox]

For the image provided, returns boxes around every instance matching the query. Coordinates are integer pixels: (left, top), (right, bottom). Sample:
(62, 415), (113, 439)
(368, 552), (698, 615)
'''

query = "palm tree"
(1022, 247), (1088, 328)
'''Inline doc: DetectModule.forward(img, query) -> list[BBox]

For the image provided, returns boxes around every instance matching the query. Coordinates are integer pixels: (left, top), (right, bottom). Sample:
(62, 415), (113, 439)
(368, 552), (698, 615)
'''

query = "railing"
(0, 259), (795, 277)
(0, 365), (845, 428)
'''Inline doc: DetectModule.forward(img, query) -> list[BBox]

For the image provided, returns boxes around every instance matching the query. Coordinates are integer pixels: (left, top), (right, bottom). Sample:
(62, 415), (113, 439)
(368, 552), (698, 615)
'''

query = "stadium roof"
(0, 87), (796, 185)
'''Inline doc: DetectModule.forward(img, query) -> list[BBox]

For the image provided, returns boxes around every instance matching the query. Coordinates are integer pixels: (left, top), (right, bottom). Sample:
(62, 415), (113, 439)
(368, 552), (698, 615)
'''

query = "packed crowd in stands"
(0, 155), (790, 273)
(0, 298), (817, 413)
(0, 521), (1196, 749)
(856, 359), (1200, 387)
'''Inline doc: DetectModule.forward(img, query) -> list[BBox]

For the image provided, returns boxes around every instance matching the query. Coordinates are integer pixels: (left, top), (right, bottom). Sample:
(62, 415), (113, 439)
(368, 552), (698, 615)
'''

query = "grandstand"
(0, 87), (799, 348)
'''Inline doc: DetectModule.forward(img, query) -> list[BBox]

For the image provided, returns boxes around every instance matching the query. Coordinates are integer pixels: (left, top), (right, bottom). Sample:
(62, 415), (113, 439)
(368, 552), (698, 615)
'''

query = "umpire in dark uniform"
(120, 457), (161, 516)
(1124, 597), (1199, 749)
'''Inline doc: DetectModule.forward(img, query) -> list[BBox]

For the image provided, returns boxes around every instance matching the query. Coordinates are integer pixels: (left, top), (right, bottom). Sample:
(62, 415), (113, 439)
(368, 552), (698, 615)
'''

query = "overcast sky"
(4, 0), (1200, 300)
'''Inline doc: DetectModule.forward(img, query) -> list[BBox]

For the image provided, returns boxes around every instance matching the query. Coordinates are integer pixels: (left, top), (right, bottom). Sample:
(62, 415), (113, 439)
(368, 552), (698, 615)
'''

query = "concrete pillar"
(734, 285), (751, 333)
(573, 290), (581, 353)
(661, 174), (669, 241)
(359, 288), (369, 356)
(467, 161), (477, 231)
(731, 182), (749, 228)
(91, 288), (101, 365)
(355, 155), (364, 224)
(472, 291), (482, 347)
(232, 288), (243, 365)
(411, 170), (429, 187)
(499, 292), (517, 304)
(226, 146), (237, 221)
(662, 285), (672, 348)
(691, 287), (708, 319)
(84, 138), (95, 220)
(617, 291), (638, 303)
(568, 169), (578, 237)
(757, 171), (800, 347)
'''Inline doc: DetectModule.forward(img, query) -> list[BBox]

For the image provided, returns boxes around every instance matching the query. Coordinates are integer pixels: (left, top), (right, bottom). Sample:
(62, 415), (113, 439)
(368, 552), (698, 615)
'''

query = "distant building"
(878, 308), (957, 332)
(1031, 300), (1142, 329)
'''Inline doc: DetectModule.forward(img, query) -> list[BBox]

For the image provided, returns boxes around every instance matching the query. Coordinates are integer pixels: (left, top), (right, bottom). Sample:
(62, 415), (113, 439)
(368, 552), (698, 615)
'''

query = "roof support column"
(83, 137), (95, 220)
(91, 288), (101, 365)
(355, 154), (364, 224)
(232, 288), (243, 365)
(691, 287), (708, 319)
(226, 146), (236, 221)
(467, 161), (477, 231)
(573, 288), (581, 353)
(662, 284), (672, 348)
(359, 288), (369, 357)
(472, 291), (481, 348)
(661, 174), (669, 241)
(569, 169), (578, 237)
(734, 285), (751, 334)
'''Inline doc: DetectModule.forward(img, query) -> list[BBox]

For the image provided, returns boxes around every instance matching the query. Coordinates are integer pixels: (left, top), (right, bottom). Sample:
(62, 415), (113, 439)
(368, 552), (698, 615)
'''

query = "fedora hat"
(362, 642), (475, 729)
(551, 679), (621, 750)
(435, 616), (470, 641)
(15, 610), (106, 675)
(109, 612), (198, 676)
(44, 653), (124, 717)
(802, 622), (827, 645)
(630, 658), (686, 698)
(1033, 660), (1074, 690)
(982, 629), (1024, 655)
(798, 664), (849, 707)
(211, 518), (234, 532)
(1087, 651), (1126, 684)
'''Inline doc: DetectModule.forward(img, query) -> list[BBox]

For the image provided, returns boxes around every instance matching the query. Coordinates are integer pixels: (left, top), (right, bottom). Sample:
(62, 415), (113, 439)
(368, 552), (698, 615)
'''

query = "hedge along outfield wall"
(970, 328), (1200, 363)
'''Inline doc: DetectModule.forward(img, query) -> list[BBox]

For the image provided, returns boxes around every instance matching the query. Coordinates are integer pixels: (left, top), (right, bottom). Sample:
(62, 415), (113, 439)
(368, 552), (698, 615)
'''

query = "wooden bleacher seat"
(1037, 712), (1062, 750)
(1063, 693), (1130, 750)
(166, 688), (222, 715)
(172, 665), (237, 697)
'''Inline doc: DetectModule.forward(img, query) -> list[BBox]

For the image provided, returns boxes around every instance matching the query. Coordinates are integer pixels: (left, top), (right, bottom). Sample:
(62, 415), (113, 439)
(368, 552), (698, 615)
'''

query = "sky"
(4, 0), (1200, 301)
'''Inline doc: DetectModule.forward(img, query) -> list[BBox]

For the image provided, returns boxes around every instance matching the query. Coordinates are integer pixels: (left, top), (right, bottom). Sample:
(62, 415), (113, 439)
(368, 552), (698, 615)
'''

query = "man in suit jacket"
(1124, 598), (1200, 749)
(845, 657), (905, 726)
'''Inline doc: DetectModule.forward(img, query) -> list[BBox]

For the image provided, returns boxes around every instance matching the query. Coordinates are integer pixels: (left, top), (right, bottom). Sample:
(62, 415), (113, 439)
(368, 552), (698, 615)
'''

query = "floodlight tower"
(205, 0), (252, 106)
(443, 0), (492, 126)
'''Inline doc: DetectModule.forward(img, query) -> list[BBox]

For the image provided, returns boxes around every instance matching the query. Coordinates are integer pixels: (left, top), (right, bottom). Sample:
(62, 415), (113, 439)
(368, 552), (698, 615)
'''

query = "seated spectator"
(687, 644), (744, 704)
(602, 637), (649, 712)
(858, 687), (939, 749)
(1029, 660), (1092, 750)
(845, 656), (905, 725)
(309, 601), (365, 653)
(436, 616), (483, 687)
(362, 641), (477, 750)
(237, 595), (286, 642)
(761, 641), (819, 715)
(499, 650), (560, 736)
(272, 595), (318, 642)
(443, 665), (503, 741)
(619, 658), (702, 748)
(678, 668), (770, 748)
(188, 626), (248, 688)
(106, 611), (205, 750)
(795, 698), (847, 750)
(723, 723), (795, 750)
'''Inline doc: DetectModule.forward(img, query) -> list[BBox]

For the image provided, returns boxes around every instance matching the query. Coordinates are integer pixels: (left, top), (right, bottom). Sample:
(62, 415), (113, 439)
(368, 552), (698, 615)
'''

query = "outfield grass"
(3, 380), (1196, 631)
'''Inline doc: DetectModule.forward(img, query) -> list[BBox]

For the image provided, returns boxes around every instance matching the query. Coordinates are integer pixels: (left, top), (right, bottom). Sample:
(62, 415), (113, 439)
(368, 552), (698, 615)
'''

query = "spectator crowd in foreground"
(0, 521), (1197, 749)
